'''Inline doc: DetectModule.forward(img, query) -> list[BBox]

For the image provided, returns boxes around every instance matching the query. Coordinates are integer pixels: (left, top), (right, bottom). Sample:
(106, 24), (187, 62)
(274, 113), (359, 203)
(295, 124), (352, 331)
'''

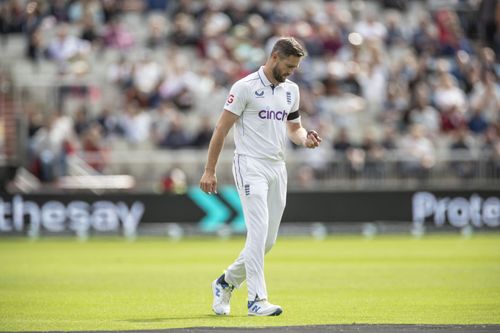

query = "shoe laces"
(248, 298), (270, 309)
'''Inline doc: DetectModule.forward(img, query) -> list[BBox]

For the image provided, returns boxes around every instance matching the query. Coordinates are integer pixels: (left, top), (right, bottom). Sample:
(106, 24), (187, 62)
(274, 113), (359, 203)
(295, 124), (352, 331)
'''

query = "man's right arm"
(199, 110), (239, 194)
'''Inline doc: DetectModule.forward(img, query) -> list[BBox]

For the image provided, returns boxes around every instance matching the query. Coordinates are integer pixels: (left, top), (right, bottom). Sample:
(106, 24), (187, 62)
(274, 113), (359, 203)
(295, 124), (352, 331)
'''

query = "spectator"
(101, 0), (122, 24)
(361, 131), (385, 177)
(47, 23), (89, 61)
(477, 0), (499, 52)
(118, 102), (152, 145)
(412, 16), (439, 55)
(128, 51), (162, 107)
(157, 56), (196, 110)
(318, 78), (365, 131)
(150, 102), (176, 144)
(29, 111), (77, 182)
(80, 13), (100, 45)
(399, 124), (436, 178)
(190, 116), (214, 148)
(169, 12), (200, 47)
(107, 54), (133, 89)
(356, 44), (387, 114)
(81, 123), (108, 173)
(441, 105), (467, 133)
(26, 27), (45, 63)
(146, 14), (167, 48)
(435, 10), (470, 55)
(332, 127), (352, 154)
(158, 113), (190, 149)
(468, 109), (489, 135)
(102, 16), (134, 50)
(27, 108), (44, 138)
(385, 12), (405, 48)
(160, 167), (187, 194)
(469, 71), (500, 124)
(452, 50), (476, 94)
(317, 23), (343, 56)
(346, 147), (366, 178)
(478, 46), (497, 73)
(73, 106), (91, 136)
(381, 126), (398, 151)
(298, 123), (332, 179)
(48, 0), (69, 23)
(482, 125), (499, 152)
(354, 14), (387, 42)
(145, 0), (170, 12)
(449, 128), (474, 179)
(24, 0), (45, 36)
(383, 78), (408, 128)
(68, 0), (103, 25)
(96, 107), (123, 138)
(433, 72), (467, 113)
(407, 83), (441, 136)
(47, 23), (91, 74)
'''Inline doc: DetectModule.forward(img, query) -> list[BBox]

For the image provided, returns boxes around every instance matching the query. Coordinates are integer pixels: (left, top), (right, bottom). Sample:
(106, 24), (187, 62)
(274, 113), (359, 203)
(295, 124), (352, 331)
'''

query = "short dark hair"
(271, 37), (306, 58)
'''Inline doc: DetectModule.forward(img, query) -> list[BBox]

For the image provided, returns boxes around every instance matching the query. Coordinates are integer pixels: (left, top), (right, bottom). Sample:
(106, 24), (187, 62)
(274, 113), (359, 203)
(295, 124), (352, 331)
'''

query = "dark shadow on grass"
(121, 314), (247, 323)
(96, 324), (500, 333)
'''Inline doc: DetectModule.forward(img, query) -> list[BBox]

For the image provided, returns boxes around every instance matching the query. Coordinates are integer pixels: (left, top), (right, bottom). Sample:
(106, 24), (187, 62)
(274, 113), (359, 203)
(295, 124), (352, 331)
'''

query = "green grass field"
(1, 233), (500, 331)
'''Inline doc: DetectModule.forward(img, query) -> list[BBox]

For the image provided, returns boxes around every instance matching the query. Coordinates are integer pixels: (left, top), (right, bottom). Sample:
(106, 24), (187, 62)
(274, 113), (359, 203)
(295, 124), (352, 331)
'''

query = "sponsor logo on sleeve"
(226, 94), (235, 105)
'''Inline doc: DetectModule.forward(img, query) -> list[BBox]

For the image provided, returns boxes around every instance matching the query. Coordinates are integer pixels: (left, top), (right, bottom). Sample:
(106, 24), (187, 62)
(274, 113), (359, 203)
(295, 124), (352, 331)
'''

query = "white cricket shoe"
(247, 299), (283, 316)
(211, 274), (233, 315)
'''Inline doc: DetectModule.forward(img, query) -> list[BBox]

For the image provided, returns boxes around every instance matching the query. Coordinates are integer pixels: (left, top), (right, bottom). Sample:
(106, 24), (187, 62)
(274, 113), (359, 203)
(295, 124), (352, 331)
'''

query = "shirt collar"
(258, 66), (277, 87)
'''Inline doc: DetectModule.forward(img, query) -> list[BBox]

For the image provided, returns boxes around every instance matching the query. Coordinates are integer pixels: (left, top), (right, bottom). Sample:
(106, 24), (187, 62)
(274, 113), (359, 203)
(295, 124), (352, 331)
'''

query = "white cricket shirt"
(224, 67), (301, 161)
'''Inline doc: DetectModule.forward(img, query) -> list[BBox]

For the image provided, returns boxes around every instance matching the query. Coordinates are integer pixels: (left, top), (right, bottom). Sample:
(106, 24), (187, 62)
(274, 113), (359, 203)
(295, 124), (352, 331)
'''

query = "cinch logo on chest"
(258, 109), (288, 121)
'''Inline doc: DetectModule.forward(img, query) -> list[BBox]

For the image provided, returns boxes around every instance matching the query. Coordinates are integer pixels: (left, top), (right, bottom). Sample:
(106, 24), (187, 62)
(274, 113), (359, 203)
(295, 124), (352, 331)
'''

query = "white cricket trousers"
(224, 154), (287, 301)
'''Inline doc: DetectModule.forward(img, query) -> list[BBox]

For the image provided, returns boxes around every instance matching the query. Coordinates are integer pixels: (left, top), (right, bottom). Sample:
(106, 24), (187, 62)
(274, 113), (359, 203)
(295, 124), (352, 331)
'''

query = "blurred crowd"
(0, 0), (499, 186)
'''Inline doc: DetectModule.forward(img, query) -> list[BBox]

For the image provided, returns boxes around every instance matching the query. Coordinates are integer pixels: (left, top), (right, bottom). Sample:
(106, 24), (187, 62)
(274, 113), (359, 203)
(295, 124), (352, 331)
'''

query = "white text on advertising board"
(413, 192), (500, 227)
(0, 196), (145, 234)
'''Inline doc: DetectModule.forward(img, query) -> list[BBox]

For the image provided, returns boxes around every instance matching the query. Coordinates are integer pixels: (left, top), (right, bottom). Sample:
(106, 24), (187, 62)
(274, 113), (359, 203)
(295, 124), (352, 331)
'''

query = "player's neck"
(262, 64), (279, 86)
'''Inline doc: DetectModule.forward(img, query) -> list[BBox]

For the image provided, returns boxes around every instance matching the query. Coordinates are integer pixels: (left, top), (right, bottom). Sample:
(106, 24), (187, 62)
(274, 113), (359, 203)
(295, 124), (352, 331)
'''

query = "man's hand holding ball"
(305, 130), (322, 149)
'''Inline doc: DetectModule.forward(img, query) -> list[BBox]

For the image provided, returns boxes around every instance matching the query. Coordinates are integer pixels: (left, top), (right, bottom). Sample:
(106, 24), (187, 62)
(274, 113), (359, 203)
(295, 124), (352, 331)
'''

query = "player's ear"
(271, 52), (279, 62)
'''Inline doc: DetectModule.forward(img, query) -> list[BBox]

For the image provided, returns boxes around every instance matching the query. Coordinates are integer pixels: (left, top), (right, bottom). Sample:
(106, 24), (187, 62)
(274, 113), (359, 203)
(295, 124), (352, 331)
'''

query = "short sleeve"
(291, 83), (300, 112)
(224, 80), (247, 116)
(287, 83), (301, 123)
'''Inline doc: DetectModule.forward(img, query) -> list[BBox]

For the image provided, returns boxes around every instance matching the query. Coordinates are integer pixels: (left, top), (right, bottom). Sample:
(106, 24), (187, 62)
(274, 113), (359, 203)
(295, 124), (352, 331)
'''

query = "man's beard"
(272, 66), (286, 83)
